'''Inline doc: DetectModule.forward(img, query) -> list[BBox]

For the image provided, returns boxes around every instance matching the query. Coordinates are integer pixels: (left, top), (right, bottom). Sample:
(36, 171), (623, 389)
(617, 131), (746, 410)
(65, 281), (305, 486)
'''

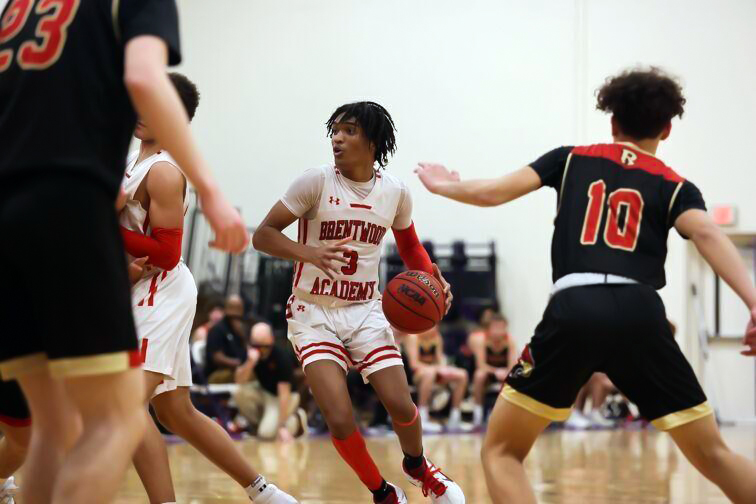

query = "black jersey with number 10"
(0, 0), (181, 193)
(531, 143), (707, 289)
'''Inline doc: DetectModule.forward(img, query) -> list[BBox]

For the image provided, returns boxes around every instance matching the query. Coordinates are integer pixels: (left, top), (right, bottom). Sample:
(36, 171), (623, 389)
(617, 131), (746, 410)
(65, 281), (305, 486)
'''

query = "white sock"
(449, 408), (461, 424)
(473, 405), (484, 425)
(246, 475), (269, 500)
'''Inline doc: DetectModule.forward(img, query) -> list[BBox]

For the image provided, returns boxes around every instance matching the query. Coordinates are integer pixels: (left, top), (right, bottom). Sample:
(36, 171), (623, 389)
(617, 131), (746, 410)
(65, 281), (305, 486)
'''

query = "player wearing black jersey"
(0, 1), (247, 503)
(416, 68), (756, 504)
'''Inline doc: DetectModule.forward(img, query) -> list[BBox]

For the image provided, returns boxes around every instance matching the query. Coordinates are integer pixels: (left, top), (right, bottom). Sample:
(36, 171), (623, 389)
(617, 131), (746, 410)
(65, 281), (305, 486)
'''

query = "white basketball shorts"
(131, 262), (197, 397)
(287, 296), (403, 382)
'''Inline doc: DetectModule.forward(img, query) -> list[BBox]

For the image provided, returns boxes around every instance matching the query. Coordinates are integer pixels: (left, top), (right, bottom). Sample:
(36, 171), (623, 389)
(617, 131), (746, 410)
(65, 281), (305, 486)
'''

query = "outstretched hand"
(742, 308), (756, 356)
(432, 263), (453, 315)
(415, 163), (460, 194)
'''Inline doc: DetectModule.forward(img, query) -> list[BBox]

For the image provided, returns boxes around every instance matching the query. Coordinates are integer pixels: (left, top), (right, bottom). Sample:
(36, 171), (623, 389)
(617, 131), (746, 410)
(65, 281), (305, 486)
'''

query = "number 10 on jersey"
(580, 180), (644, 251)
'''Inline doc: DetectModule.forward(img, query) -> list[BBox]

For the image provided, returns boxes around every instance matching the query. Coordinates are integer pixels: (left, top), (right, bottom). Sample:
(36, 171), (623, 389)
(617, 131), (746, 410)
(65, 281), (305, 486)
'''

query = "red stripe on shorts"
(299, 348), (350, 367)
(357, 352), (403, 372)
(129, 349), (142, 368)
(358, 345), (399, 365)
(139, 338), (149, 364)
(297, 341), (354, 364)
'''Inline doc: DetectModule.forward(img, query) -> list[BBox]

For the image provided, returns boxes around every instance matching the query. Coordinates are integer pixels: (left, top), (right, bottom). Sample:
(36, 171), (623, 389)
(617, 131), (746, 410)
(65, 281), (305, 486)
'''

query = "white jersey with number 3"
(289, 166), (406, 307)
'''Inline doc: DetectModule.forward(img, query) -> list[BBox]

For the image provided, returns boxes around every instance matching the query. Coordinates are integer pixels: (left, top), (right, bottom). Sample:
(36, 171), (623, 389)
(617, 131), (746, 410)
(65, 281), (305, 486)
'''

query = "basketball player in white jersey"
(253, 102), (465, 504)
(119, 73), (297, 504)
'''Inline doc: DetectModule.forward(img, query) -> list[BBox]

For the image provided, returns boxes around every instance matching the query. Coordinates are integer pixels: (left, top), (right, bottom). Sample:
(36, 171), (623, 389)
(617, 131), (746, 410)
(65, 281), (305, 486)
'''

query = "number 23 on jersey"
(580, 180), (645, 252)
(0, 0), (80, 73)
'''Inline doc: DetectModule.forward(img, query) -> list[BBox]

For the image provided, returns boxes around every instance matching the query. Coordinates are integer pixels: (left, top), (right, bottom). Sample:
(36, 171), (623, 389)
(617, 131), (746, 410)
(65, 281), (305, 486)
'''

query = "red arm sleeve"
(120, 227), (183, 271)
(392, 222), (433, 274)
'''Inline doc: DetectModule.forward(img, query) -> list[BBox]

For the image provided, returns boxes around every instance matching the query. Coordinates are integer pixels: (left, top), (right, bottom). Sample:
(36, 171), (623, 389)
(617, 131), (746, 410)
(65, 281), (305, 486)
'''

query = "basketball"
(382, 270), (446, 333)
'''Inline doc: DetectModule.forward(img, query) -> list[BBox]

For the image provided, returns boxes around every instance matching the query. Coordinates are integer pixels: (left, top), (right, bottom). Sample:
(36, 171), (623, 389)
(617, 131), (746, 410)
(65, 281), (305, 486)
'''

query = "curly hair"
(326, 101), (397, 168)
(596, 67), (685, 139)
(168, 72), (200, 121)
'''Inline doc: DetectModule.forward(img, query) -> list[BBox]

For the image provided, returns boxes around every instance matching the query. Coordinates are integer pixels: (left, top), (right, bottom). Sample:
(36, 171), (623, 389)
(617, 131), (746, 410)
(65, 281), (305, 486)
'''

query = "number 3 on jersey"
(341, 250), (358, 275)
(0, 0), (80, 73)
(580, 180), (644, 251)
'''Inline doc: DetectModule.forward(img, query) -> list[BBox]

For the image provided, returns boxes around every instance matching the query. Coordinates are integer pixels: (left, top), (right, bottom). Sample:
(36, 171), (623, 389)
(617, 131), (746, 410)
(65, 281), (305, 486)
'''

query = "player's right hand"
(307, 238), (351, 280)
(128, 257), (148, 285)
(742, 307), (756, 356)
(201, 190), (250, 254)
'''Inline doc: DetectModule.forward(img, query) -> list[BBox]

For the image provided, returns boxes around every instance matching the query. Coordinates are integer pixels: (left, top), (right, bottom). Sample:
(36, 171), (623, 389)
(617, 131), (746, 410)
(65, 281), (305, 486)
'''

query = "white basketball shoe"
(403, 456), (465, 503)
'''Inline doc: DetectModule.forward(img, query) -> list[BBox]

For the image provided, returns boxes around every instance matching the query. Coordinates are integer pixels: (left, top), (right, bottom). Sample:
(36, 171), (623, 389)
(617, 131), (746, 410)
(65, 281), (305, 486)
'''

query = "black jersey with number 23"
(531, 143), (706, 289)
(0, 0), (181, 192)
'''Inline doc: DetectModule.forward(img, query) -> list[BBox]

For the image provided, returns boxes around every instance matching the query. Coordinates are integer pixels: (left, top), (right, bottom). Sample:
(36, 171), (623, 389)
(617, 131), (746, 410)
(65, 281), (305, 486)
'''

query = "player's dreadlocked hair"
(596, 67), (685, 140)
(169, 72), (201, 121)
(326, 101), (397, 168)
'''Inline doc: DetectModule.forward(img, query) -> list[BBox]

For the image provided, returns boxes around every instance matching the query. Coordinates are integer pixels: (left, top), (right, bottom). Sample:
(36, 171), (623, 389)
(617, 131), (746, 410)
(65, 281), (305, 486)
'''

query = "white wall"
(175, 0), (756, 351)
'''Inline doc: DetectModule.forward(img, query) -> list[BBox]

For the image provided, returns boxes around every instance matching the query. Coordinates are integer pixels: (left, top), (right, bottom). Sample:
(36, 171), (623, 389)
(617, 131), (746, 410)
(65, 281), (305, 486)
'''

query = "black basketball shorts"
(504, 284), (712, 431)
(0, 173), (140, 380)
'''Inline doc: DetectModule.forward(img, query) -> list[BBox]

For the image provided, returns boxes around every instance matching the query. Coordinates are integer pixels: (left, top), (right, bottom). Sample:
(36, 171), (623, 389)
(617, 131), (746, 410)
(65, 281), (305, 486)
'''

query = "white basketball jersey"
(119, 150), (188, 266)
(292, 166), (403, 307)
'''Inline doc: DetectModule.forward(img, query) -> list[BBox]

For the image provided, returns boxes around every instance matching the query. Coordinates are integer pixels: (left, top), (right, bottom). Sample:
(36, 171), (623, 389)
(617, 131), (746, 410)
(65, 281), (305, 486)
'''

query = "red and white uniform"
(120, 150), (197, 396)
(283, 165), (412, 381)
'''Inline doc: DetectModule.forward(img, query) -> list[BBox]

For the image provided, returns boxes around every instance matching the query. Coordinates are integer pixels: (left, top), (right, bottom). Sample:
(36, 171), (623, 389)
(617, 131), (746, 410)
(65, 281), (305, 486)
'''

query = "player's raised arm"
(252, 201), (350, 280)
(674, 208), (756, 353)
(414, 163), (541, 207)
(123, 36), (247, 253)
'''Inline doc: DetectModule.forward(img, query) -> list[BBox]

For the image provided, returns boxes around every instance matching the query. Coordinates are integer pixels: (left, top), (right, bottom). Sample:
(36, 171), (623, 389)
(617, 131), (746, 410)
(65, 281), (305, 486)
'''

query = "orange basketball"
(382, 270), (445, 333)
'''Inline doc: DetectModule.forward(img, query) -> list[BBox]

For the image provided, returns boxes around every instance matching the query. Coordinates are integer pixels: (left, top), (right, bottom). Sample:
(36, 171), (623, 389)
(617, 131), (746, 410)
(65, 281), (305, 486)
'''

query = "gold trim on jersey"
(667, 181), (683, 225)
(651, 401), (713, 431)
(49, 351), (134, 378)
(0, 353), (48, 379)
(112, 0), (121, 40)
(556, 152), (574, 216)
(501, 385), (571, 422)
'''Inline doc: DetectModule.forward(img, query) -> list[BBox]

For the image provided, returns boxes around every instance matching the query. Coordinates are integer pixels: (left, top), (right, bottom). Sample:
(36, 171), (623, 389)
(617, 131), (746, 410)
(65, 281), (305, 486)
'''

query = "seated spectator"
(405, 328), (469, 433)
(234, 322), (304, 441)
(565, 373), (616, 429)
(205, 295), (248, 383)
(470, 313), (516, 426)
(191, 302), (225, 343)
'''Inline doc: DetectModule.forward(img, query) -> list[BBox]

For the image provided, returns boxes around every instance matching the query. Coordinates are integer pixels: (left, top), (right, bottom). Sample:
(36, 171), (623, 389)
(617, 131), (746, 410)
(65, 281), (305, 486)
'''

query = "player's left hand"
(415, 163), (460, 194)
(742, 307), (756, 356)
(432, 263), (453, 315)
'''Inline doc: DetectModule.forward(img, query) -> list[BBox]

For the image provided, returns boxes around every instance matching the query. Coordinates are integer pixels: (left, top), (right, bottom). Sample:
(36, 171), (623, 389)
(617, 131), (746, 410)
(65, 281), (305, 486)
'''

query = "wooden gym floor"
(114, 426), (756, 503)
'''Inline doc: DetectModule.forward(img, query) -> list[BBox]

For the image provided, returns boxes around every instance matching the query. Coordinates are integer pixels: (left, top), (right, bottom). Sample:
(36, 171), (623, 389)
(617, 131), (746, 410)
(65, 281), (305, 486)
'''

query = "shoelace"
(420, 464), (447, 497)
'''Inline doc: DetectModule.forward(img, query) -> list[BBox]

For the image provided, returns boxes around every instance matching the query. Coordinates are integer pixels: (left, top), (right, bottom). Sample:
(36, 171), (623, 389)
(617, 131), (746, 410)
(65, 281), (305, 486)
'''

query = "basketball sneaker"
(374, 483), (407, 504)
(564, 410), (591, 430)
(588, 409), (615, 429)
(250, 481), (298, 503)
(403, 456), (465, 503)
(0, 476), (18, 504)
